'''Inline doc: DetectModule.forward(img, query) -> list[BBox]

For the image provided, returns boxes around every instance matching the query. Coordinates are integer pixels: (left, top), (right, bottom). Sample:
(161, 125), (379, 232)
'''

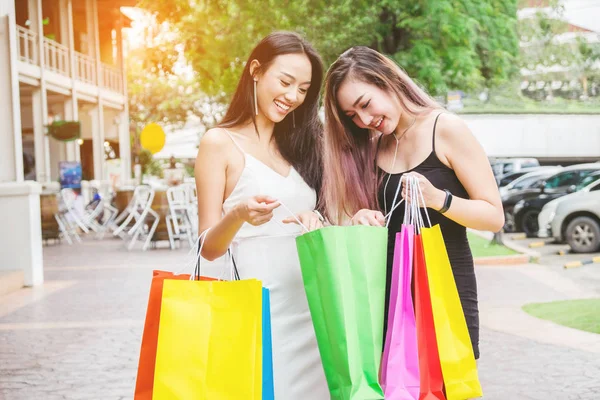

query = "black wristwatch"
(438, 189), (453, 214)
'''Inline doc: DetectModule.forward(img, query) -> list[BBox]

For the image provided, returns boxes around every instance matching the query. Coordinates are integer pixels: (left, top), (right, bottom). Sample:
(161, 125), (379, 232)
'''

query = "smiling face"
(336, 79), (402, 135)
(253, 53), (312, 124)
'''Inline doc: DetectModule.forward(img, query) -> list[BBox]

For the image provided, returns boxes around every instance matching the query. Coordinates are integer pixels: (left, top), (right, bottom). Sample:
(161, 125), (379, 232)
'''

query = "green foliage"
(137, 0), (519, 97)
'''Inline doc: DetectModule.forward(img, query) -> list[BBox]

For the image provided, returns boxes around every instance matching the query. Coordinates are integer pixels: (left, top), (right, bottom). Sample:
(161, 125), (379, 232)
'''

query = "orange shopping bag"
(134, 270), (214, 400)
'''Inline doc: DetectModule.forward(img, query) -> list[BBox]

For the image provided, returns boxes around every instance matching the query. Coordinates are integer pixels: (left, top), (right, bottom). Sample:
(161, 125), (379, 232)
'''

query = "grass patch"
(523, 299), (600, 334)
(467, 232), (518, 258)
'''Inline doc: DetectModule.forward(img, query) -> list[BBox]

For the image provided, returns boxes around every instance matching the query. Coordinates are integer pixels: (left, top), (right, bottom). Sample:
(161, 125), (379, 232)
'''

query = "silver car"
(540, 180), (600, 253)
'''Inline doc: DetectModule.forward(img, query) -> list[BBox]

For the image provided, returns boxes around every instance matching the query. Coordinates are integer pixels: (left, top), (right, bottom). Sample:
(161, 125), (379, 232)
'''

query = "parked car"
(538, 173), (600, 239)
(498, 166), (561, 191)
(500, 168), (564, 232)
(491, 158), (540, 184)
(512, 165), (600, 237)
(544, 188), (600, 253)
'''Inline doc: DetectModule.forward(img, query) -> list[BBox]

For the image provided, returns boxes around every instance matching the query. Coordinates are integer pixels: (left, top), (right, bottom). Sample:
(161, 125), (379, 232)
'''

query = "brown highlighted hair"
(321, 46), (441, 223)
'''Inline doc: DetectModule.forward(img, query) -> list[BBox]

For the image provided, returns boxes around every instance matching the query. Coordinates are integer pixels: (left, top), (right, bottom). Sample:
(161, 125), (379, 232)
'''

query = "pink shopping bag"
(381, 224), (420, 399)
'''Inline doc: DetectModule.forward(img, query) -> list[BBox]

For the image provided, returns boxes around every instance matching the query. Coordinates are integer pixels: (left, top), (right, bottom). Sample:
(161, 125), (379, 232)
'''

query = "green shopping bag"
(296, 225), (387, 400)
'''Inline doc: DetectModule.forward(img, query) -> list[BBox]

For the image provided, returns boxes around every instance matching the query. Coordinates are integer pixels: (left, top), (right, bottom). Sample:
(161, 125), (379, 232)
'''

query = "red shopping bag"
(414, 235), (446, 400)
(134, 270), (214, 400)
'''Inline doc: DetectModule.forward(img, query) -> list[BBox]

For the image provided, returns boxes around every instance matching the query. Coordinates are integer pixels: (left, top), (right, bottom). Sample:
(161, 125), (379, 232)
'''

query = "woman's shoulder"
(435, 112), (471, 139)
(199, 127), (236, 151)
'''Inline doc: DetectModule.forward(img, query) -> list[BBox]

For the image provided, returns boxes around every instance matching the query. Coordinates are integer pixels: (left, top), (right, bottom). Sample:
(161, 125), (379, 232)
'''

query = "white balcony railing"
(101, 64), (123, 94)
(16, 26), (124, 95)
(43, 37), (70, 75)
(75, 52), (96, 85)
(17, 26), (38, 64)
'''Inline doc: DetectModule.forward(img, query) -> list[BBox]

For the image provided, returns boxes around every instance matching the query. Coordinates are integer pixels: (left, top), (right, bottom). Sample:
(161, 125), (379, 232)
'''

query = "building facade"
(0, 0), (134, 289)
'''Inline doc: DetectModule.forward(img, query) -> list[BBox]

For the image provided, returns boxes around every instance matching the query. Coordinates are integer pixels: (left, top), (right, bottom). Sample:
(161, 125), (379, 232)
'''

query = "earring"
(253, 79), (258, 116)
(292, 111), (296, 128)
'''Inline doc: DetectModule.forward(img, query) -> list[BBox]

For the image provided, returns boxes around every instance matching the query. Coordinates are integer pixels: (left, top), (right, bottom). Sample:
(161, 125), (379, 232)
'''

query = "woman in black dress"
(320, 46), (504, 360)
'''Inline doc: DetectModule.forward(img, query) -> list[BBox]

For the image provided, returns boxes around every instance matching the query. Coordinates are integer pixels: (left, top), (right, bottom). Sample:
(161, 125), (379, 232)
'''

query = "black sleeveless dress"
(377, 113), (480, 359)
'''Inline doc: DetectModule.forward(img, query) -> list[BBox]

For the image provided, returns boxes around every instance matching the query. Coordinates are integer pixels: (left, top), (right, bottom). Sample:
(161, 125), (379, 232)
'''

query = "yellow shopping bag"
(153, 278), (263, 400)
(422, 225), (483, 400)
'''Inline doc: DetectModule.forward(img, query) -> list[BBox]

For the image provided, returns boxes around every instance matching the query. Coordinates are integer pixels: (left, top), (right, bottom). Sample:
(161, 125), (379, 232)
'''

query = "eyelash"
(347, 100), (370, 118)
(280, 80), (308, 95)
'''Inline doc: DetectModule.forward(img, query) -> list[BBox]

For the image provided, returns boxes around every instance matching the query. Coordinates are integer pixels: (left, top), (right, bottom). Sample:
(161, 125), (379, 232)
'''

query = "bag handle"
(192, 228), (240, 281)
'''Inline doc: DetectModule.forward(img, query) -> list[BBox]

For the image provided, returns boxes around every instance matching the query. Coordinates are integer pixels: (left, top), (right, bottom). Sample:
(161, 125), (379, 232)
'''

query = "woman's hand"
(236, 195), (281, 226)
(351, 209), (385, 226)
(282, 211), (324, 232)
(401, 172), (446, 210)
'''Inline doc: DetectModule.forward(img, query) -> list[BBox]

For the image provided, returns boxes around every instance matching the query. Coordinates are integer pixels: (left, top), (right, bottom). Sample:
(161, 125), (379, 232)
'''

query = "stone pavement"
(0, 237), (599, 399)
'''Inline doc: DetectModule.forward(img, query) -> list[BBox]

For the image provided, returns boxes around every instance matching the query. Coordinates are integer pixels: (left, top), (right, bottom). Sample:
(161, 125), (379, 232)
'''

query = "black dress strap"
(374, 133), (385, 171)
(432, 113), (444, 154)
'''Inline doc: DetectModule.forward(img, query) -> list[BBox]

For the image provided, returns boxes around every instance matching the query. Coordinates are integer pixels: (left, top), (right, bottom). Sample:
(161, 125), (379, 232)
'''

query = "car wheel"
(565, 216), (600, 253)
(521, 209), (540, 238)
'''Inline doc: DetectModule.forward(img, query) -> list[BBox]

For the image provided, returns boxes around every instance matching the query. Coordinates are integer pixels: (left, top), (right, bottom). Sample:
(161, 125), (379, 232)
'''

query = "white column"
(0, 0), (24, 182)
(32, 88), (50, 182)
(116, 24), (130, 181)
(0, 1), (44, 287)
(90, 105), (105, 179)
(31, 0), (50, 182)
(0, 182), (44, 286)
(64, 0), (79, 163)
(64, 98), (79, 162)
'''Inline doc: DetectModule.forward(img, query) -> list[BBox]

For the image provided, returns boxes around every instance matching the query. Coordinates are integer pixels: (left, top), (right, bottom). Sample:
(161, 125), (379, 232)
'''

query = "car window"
(503, 163), (515, 174)
(499, 172), (526, 187)
(590, 184), (600, 192)
(545, 172), (578, 189)
(512, 175), (543, 190)
(577, 173), (600, 190)
(521, 160), (540, 168)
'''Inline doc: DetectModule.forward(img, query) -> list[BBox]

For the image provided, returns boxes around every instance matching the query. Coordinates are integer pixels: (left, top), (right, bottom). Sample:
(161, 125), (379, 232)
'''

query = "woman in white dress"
(195, 32), (330, 399)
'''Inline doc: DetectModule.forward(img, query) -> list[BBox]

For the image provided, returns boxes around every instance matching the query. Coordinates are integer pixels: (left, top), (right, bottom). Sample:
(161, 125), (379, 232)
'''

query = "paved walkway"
(0, 237), (599, 399)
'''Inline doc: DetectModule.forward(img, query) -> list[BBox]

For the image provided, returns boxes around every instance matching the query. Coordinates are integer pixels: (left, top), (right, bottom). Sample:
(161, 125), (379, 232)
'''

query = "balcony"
(16, 26), (125, 98)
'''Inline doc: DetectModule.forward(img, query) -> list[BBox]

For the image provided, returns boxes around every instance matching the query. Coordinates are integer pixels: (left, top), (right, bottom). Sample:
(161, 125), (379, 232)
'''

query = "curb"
(468, 229), (534, 265)
(475, 254), (530, 266)
(564, 256), (600, 269)
(501, 236), (541, 262)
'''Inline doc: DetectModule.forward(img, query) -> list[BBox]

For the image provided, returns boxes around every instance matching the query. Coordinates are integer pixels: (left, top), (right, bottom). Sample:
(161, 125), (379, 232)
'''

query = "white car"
(538, 177), (600, 244)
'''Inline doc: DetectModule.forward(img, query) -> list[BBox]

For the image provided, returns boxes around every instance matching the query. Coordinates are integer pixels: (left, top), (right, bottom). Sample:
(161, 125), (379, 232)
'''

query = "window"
(513, 176), (543, 190)
(544, 172), (578, 189)
(577, 174), (600, 190)
(503, 163), (515, 174)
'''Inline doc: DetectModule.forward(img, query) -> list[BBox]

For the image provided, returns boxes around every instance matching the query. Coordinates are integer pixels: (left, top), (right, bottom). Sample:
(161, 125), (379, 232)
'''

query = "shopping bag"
(152, 278), (263, 399)
(296, 225), (387, 400)
(133, 270), (214, 400)
(422, 225), (483, 400)
(381, 225), (420, 399)
(414, 234), (446, 400)
(262, 287), (275, 400)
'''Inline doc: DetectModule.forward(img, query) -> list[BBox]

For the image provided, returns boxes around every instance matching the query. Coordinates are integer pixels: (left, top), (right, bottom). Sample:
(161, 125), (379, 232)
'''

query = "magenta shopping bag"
(381, 224), (420, 400)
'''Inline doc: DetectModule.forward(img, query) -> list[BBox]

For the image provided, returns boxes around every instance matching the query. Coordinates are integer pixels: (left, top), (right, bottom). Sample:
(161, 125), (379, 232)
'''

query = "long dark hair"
(218, 31), (324, 191)
(321, 46), (441, 222)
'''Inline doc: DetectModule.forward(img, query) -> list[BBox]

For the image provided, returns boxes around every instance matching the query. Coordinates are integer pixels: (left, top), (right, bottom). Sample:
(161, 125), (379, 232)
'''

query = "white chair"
(184, 183), (198, 238)
(114, 185), (159, 251)
(166, 186), (195, 249)
(59, 188), (90, 234)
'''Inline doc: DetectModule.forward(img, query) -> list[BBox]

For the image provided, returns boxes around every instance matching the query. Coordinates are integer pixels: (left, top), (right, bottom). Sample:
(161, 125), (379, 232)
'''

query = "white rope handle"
(277, 201), (310, 233)
(385, 180), (404, 228)
(413, 178), (432, 228)
(189, 228), (212, 280)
